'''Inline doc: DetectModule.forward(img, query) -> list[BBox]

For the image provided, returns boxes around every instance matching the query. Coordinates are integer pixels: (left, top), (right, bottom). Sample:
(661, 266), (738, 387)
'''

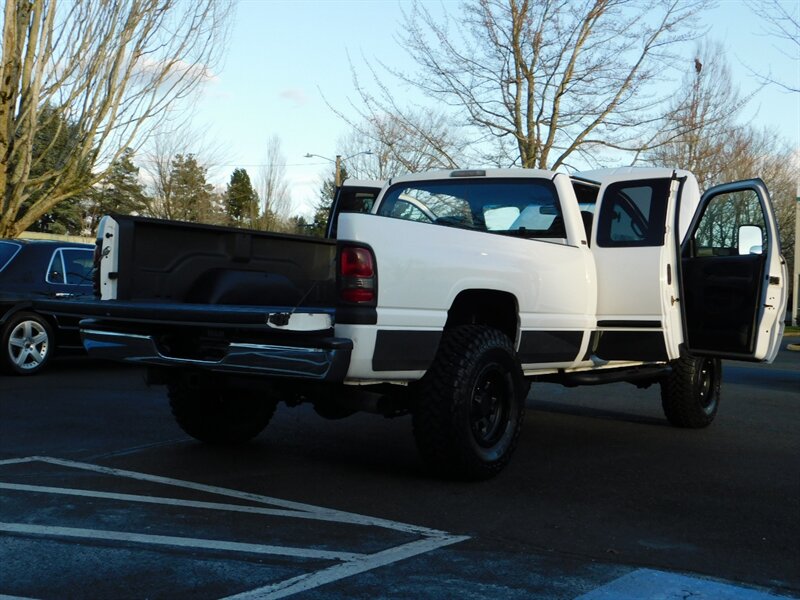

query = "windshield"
(377, 179), (564, 238)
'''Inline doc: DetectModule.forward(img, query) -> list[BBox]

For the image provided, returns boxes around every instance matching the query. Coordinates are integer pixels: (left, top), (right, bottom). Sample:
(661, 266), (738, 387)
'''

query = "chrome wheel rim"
(8, 320), (49, 370)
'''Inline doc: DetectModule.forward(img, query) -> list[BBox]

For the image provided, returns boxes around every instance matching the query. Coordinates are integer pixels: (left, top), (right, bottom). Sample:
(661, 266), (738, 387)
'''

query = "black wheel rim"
(470, 363), (513, 448)
(697, 358), (716, 411)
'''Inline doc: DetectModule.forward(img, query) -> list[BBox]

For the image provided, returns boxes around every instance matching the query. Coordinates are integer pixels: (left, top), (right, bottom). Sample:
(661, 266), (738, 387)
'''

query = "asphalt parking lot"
(1, 339), (799, 599)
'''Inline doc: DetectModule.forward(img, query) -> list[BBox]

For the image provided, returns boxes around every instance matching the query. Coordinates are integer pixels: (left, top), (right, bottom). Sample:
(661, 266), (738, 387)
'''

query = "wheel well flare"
(445, 290), (518, 342)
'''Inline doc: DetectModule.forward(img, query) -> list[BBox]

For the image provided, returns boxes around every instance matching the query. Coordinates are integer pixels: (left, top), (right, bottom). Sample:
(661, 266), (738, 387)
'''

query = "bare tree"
(334, 108), (467, 180)
(0, 0), (232, 238)
(717, 127), (797, 291)
(648, 48), (796, 296)
(331, 59), (469, 176)
(372, 0), (709, 170)
(646, 41), (753, 187)
(746, 0), (800, 93)
(256, 135), (292, 230)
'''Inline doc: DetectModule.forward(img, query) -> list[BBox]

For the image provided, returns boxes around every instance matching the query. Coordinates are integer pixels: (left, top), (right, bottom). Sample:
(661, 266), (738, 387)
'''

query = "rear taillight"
(339, 246), (377, 305)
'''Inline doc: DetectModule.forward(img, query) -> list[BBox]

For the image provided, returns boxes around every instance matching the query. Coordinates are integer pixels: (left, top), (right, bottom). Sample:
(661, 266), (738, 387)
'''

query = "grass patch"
(784, 325), (800, 336)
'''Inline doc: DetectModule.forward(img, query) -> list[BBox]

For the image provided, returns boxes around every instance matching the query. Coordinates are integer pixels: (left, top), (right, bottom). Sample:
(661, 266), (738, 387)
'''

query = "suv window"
(0, 241), (21, 272)
(596, 179), (670, 247)
(46, 248), (93, 286)
(377, 179), (563, 239)
(63, 249), (93, 285)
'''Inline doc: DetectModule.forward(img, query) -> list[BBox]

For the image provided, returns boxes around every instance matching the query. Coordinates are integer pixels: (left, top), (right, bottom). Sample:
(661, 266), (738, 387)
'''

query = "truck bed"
(34, 215), (353, 380)
(107, 214), (338, 307)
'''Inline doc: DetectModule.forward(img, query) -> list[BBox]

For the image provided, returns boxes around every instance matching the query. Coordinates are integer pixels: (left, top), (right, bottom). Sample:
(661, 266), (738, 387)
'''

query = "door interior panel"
(682, 254), (765, 353)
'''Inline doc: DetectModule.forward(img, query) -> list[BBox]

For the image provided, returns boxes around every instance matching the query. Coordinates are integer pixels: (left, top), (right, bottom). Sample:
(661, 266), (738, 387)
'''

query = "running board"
(534, 365), (670, 387)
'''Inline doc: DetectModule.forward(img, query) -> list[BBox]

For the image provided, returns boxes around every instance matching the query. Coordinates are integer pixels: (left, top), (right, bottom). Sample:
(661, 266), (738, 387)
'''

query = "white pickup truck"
(69, 167), (787, 478)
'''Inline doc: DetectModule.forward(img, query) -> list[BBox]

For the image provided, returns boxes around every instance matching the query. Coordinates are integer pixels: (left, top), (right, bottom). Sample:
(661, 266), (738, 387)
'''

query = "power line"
(208, 161), (334, 168)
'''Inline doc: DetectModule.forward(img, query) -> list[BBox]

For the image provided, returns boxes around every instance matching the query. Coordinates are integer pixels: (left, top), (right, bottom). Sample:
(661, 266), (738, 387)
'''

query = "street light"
(304, 151), (373, 187)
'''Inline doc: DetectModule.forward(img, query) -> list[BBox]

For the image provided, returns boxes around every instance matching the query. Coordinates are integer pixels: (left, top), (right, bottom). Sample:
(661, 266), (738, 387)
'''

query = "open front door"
(680, 179), (787, 362)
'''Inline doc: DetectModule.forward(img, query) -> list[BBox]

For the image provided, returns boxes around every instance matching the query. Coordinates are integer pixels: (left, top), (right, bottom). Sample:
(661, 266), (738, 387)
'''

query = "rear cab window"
(376, 178), (565, 241)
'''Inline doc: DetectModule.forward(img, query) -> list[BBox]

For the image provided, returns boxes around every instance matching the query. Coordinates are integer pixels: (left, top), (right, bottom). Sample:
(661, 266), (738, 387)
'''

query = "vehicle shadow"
(529, 399), (667, 427)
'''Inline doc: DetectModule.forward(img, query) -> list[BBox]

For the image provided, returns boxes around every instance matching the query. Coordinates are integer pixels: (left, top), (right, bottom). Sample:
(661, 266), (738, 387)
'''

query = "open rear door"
(326, 180), (385, 239)
(679, 179), (787, 362)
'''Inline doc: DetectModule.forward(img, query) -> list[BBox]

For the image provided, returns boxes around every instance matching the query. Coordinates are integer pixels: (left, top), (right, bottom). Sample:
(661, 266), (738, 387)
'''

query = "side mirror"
(738, 225), (763, 255)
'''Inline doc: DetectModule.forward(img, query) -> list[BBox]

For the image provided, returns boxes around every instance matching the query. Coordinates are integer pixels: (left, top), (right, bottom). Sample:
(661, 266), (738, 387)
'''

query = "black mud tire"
(1, 311), (54, 375)
(660, 354), (721, 428)
(168, 384), (277, 444)
(412, 325), (529, 480)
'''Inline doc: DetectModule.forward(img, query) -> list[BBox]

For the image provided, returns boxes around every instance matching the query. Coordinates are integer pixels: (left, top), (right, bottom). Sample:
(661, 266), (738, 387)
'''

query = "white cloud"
(133, 56), (219, 87)
(278, 88), (309, 108)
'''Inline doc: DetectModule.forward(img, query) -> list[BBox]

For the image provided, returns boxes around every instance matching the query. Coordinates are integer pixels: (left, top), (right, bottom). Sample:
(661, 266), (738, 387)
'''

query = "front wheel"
(660, 354), (721, 428)
(1, 312), (54, 375)
(168, 383), (278, 444)
(412, 325), (528, 480)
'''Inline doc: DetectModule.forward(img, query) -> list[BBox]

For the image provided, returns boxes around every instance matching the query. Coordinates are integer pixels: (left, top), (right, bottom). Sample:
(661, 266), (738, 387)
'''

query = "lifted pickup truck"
(67, 168), (787, 478)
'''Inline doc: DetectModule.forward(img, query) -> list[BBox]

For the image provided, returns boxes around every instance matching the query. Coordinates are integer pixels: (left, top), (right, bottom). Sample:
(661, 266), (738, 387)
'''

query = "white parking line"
(0, 456), (470, 598)
(24, 455), (448, 535)
(0, 522), (364, 561)
(223, 536), (470, 600)
(0, 482), (384, 524)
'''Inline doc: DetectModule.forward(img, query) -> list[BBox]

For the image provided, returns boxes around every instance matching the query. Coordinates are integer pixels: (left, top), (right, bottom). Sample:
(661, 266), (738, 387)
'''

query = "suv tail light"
(338, 245), (377, 305)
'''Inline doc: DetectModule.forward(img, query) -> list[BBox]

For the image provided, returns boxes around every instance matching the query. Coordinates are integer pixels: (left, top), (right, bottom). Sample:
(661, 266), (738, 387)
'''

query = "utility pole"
(305, 151), (371, 188)
(793, 185), (799, 326)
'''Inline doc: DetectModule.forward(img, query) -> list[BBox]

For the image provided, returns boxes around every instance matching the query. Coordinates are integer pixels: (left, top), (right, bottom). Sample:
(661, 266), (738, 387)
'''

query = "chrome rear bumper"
(81, 328), (352, 381)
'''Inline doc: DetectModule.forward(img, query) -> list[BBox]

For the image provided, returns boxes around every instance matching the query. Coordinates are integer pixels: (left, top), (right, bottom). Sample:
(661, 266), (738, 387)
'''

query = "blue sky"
(190, 0), (800, 217)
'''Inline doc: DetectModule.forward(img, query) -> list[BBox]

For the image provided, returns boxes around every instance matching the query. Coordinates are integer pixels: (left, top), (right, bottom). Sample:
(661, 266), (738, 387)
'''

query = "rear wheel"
(660, 354), (721, 428)
(412, 325), (528, 480)
(168, 383), (277, 444)
(1, 312), (54, 375)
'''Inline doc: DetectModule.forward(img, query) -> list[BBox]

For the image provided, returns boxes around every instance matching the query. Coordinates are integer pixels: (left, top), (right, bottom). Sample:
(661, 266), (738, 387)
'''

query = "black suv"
(0, 239), (94, 375)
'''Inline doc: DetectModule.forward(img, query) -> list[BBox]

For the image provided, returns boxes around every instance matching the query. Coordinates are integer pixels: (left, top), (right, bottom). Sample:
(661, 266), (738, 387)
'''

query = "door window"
(596, 179), (670, 247)
(46, 248), (93, 286)
(690, 189), (767, 257)
(62, 249), (93, 285)
(326, 185), (382, 238)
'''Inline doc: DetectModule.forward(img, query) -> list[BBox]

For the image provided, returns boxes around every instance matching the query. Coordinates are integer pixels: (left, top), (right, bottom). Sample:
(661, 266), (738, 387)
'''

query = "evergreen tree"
(310, 164), (347, 237)
(86, 149), (149, 232)
(225, 168), (259, 226)
(165, 154), (220, 224)
(287, 215), (310, 235)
